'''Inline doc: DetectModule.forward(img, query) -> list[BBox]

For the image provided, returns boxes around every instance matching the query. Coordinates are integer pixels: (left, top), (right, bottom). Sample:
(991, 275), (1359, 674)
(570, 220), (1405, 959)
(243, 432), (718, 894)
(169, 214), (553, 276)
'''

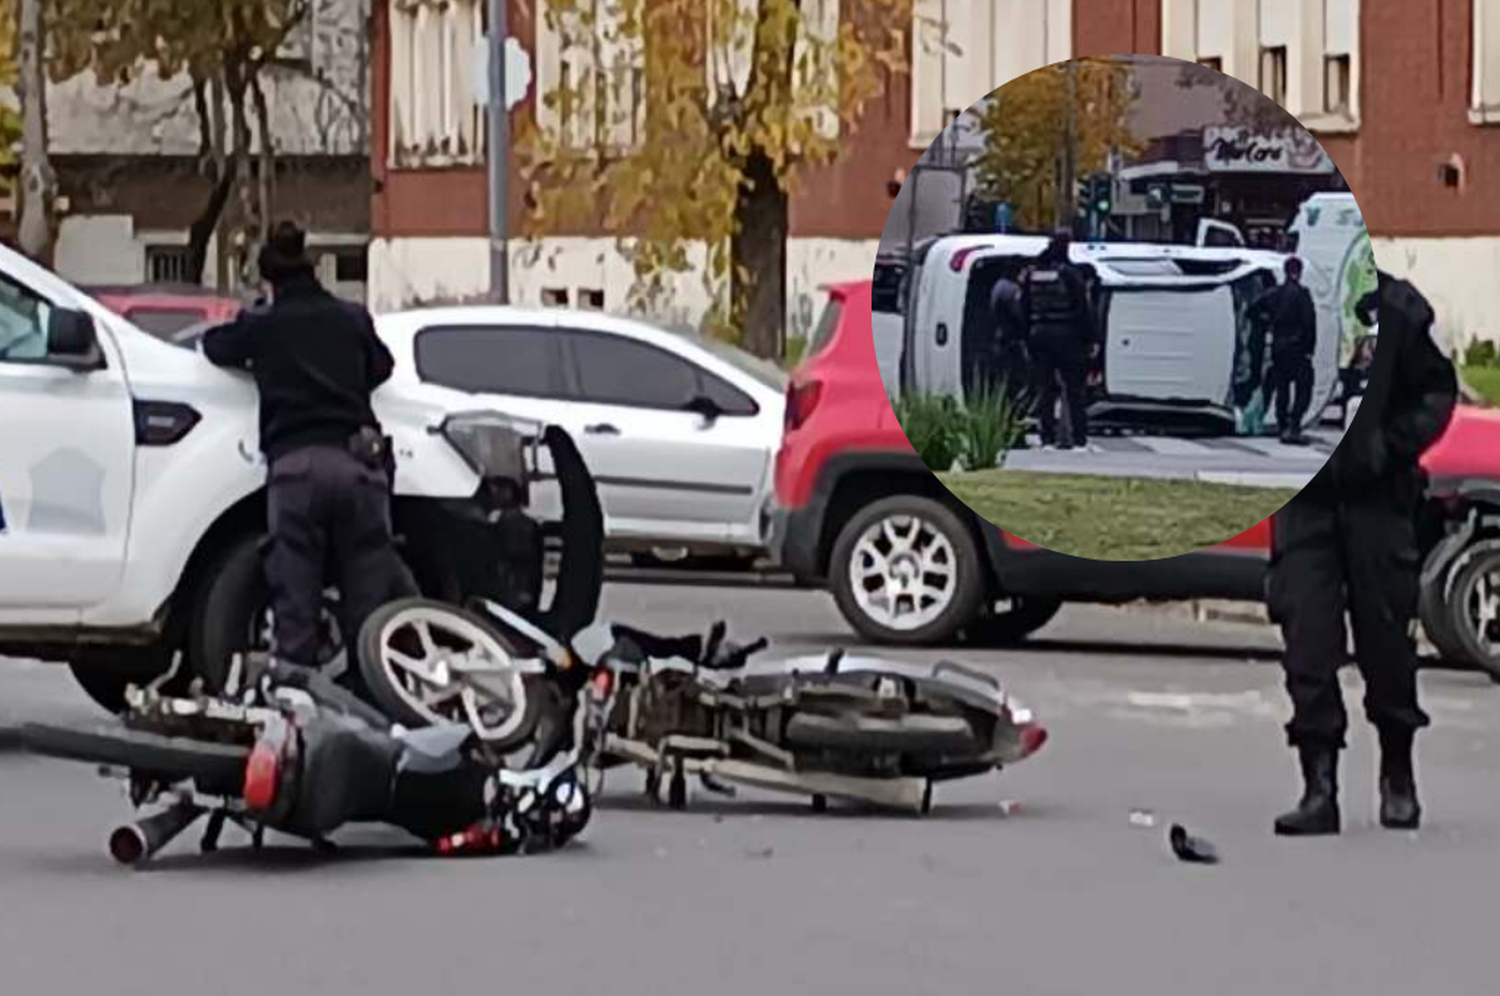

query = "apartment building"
(372, 0), (1500, 343)
(4, 0), (373, 301)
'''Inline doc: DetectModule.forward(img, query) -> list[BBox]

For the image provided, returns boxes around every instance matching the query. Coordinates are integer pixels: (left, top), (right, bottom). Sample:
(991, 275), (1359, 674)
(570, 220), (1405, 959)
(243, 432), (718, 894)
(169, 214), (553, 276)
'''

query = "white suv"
(0, 245), (596, 711)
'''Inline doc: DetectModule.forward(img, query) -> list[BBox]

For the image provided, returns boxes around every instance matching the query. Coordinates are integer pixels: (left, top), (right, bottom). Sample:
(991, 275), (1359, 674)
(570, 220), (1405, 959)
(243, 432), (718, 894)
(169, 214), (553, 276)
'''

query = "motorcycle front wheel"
(356, 598), (542, 750)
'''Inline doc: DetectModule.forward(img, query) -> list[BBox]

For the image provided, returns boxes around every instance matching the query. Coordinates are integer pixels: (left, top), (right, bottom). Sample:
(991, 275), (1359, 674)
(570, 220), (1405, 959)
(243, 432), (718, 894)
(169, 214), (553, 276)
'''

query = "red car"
(85, 284), (243, 340)
(772, 279), (1500, 680)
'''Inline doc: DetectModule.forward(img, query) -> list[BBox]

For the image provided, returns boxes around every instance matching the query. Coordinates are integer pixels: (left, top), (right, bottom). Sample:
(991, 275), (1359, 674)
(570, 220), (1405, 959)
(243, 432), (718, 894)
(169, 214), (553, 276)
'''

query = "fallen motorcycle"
(18, 650), (603, 866)
(355, 597), (1049, 815)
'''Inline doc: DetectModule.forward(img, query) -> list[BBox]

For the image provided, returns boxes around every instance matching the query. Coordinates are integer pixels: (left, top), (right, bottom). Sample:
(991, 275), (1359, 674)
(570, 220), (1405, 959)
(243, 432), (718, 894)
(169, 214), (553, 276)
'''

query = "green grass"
(938, 470), (1300, 561)
(1462, 365), (1500, 405)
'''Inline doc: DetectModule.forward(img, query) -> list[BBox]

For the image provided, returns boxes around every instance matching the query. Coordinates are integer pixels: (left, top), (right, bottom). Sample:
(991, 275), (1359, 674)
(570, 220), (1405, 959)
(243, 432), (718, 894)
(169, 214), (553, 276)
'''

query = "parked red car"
(772, 279), (1500, 680)
(85, 284), (243, 339)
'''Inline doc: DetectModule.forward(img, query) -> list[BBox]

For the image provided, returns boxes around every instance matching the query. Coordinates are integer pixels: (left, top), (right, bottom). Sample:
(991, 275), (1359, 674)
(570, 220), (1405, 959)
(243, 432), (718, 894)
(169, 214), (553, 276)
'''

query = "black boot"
(1274, 747), (1341, 836)
(1378, 728), (1421, 830)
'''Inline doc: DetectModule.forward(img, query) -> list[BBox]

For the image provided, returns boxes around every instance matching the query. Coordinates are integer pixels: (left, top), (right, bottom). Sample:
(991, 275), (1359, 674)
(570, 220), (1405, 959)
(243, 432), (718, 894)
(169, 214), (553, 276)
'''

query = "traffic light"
(1090, 173), (1112, 217)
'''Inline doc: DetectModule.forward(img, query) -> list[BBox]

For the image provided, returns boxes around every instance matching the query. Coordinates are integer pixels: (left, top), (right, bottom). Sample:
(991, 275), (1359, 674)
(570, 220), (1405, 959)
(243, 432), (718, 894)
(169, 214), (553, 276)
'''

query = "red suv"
(772, 280), (1500, 681)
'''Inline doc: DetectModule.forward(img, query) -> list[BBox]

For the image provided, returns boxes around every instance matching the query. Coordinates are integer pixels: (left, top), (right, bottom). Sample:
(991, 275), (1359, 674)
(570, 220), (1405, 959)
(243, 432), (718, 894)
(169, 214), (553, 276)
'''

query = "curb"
(1106, 598), (1269, 627)
(1193, 471), (1313, 490)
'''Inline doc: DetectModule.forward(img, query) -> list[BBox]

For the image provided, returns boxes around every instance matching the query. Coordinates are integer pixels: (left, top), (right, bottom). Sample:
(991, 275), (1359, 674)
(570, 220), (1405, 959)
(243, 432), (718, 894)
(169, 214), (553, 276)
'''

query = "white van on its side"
(900, 234), (1303, 430)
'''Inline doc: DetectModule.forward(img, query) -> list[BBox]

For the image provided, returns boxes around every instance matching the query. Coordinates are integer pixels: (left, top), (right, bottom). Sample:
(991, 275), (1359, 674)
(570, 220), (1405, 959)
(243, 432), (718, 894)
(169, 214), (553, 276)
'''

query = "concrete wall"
(371, 0), (921, 242)
(369, 236), (879, 336)
(53, 216), (144, 285)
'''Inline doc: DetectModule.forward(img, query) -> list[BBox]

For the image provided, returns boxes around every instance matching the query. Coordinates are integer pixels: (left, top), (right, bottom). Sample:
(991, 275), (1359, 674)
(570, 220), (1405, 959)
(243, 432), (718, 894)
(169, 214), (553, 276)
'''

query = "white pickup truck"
(0, 244), (600, 711)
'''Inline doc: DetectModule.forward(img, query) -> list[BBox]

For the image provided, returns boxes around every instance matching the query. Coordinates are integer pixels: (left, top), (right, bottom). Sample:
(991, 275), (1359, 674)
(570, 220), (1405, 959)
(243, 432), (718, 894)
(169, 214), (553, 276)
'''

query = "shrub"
(1464, 337), (1498, 368)
(957, 383), (1027, 471)
(893, 392), (964, 472)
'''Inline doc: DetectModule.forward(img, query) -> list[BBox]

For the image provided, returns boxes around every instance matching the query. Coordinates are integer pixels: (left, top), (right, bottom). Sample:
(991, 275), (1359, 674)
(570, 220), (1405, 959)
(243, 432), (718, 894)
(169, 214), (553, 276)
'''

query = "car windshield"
(670, 327), (788, 390)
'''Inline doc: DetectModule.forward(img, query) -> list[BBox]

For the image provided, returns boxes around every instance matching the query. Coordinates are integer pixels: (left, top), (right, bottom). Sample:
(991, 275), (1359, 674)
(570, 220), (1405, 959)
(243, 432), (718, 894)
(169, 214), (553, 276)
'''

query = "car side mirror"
(47, 308), (103, 370)
(684, 395), (722, 422)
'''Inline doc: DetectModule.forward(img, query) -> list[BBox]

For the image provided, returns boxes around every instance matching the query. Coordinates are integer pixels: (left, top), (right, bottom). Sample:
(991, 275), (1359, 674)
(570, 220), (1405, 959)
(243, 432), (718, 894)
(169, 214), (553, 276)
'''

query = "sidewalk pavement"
(1002, 428), (1341, 489)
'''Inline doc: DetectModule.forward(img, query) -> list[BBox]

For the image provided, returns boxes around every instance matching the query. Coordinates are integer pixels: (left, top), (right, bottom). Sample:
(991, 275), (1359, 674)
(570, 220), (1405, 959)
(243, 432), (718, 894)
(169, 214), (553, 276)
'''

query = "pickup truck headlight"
(438, 412), (538, 487)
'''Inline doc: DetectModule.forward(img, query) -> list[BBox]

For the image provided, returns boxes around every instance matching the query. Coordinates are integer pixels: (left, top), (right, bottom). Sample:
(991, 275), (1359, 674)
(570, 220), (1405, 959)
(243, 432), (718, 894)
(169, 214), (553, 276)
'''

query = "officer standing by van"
(989, 273), (1030, 421)
(1249, 257), (1318, 445)
(202, 221), (418, 686)
(1020, 232), (1096, 450)
(1267, 271), (1457, 837)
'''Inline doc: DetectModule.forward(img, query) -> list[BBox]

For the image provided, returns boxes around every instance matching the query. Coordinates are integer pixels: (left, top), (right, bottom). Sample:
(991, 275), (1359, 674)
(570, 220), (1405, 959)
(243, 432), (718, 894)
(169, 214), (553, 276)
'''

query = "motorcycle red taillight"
(785, 380), (824, 432)
(243, 741), (281, 812)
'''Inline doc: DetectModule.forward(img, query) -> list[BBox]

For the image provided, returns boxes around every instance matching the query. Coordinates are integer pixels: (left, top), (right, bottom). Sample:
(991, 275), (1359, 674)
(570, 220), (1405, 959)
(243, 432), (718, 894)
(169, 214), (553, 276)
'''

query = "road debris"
(1169, 823), (1220, 864)
(1129, 808), (1158, 828)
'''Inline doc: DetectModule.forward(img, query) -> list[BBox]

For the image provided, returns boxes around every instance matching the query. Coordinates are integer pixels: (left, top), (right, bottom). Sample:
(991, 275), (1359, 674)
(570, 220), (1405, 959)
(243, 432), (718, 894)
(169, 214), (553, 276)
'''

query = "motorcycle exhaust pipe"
(108, 803), (204, 867)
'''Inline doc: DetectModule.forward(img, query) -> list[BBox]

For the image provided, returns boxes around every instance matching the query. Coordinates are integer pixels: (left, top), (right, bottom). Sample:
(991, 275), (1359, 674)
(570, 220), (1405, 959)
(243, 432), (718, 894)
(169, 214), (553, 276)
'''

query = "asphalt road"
(2, 584), (1498, 996)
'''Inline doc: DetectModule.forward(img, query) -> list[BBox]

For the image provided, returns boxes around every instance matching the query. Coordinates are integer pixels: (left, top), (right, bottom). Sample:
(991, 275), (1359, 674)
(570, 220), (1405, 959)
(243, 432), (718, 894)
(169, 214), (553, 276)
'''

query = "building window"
(145, 246), (192, 284)
(535, 0), (645, 152)
(1198, 56), (1223, 73)
(910, 0), (1070, 149)
(1473, 0), (1500, 123)
(1259, 45), (1288, 107)
(1323, 53), (1350, 114)
(388, 0), (485, 168)
(705, 0), (840, 145)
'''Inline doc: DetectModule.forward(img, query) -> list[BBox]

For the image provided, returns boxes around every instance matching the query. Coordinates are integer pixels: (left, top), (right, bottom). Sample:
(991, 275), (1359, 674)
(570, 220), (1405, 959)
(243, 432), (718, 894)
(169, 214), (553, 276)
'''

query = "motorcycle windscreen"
(1103, 286), (1237, 404)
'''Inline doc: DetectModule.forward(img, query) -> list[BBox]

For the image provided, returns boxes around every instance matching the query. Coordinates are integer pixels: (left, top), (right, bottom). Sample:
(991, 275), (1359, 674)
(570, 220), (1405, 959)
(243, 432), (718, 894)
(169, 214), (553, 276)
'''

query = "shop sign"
(1202, 127), (1334, 174)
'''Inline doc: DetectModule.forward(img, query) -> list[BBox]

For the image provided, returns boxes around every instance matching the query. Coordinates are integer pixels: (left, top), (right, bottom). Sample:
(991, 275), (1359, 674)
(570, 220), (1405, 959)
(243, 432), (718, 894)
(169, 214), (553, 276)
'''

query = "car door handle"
(585, 423), (621, 436)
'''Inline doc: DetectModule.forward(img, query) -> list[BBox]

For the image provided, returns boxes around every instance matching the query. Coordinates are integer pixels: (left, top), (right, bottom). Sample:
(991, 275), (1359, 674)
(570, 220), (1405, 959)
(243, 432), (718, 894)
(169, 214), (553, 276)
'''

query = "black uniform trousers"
(1030, 335), (1090, 447)
(1264, 351), (1315, 432)
(265, 444), (419, 672)
(1266, 487), (1430, 750)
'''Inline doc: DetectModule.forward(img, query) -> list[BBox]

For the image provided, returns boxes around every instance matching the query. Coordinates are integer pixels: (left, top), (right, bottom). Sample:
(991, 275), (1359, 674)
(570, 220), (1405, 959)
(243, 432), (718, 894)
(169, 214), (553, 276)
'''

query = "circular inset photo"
(876, 55), (1373, 561)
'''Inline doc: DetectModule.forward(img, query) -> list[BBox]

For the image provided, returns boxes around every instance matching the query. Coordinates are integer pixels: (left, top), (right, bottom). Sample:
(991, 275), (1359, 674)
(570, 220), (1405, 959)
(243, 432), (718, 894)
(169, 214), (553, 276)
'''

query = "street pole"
(486, 0), (510, 304)
(1062, 59), (1078, 235)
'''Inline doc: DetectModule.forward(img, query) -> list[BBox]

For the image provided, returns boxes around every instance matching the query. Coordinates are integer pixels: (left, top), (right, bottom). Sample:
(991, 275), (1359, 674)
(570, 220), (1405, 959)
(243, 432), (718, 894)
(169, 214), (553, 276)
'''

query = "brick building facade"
(372, 0), (1500, 344)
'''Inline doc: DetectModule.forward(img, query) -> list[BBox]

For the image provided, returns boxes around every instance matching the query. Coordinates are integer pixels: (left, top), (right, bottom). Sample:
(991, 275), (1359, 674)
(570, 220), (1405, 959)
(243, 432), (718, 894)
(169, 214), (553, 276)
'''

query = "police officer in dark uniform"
(202, 221), (419, 685)
(1267, 271), (1457, 836)
(1249, 257), (1319, 445)
(1021, 232), (1096, 450)
(989, 274), (1030, 421)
